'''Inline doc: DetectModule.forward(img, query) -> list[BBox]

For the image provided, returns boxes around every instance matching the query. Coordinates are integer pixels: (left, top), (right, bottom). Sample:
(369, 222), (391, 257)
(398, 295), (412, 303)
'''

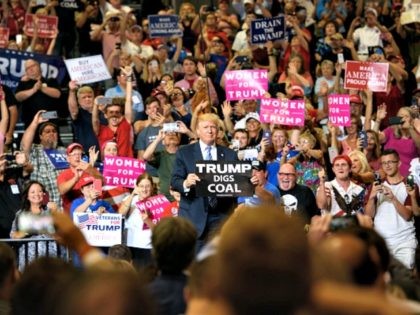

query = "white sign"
(73, 213), (122, 247)
(64, 55), (111, 84)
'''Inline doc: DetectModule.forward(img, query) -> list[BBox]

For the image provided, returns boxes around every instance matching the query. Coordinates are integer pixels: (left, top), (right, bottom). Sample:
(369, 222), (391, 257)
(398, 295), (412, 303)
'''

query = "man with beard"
(20, 111), (63, 204)
(92, 67), (133, 157)
(277, 162), (319, 223)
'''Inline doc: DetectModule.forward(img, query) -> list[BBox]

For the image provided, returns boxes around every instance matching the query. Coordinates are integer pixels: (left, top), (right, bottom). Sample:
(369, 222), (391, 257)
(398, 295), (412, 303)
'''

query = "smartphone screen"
(93, 179), (102, 194)
(41, 111), (58, 120)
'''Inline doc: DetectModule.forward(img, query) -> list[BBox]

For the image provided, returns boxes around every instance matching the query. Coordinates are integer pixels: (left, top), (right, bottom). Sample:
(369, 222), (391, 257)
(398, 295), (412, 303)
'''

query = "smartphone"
(234, 56), (248, 64)
(407, 175), (415, 187)
(163, 122), (179, 132)
(97, 97), (113, 105)
(41, 111), (58, 120)
(18, 213), (55, 234)
(42, 192), (50, 206)
(337, 53), (344, 64)
(16, 34), (22, 45)
(358, 130), (368, 148)
(389, 116), (403, 125)
(368, 46), (384, 56)
(374, 172), (381, 184)
(232, 139), (240, 151)
(93, 179), (102, 194)
(329, 215), (359, 232)
(263, 130), (272, 145)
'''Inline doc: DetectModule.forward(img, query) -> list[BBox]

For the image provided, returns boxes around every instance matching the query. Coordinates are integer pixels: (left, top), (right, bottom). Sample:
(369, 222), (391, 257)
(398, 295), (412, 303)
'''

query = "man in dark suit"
(171, 113), (237, 248)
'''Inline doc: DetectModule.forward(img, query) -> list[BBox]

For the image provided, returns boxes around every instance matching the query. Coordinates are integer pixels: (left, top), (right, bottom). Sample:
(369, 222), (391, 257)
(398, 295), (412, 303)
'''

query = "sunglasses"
(110, 17), (120, 22)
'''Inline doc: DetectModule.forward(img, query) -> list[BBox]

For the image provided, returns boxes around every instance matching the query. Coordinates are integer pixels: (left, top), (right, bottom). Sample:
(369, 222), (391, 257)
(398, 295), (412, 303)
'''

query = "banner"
(24, 14), (58, 38)
(259, 98), (305, 126)
(344, 61), (389, 92)
(0, 48), (67, 91)
(250, 16), (285, 44)
(0, 28), (10, 48)
(103, 156), (146, 188)
(148, 15), (183, 38)
(328, 94), (351, 126)
(64, 55), (111, 84)
(74, 213), (122, 247)
(136, 194), (172, 227)
(224, 70), (268, 101)
(195, 161), (253, 197)
(44, 148), (69, 170)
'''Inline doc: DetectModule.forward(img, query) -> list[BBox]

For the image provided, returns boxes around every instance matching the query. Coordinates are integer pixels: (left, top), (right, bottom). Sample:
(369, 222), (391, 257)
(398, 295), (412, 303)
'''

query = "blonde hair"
(197, 113), (220, 126)
(348, 150), (372, 173)
(77, 86), (94, 98)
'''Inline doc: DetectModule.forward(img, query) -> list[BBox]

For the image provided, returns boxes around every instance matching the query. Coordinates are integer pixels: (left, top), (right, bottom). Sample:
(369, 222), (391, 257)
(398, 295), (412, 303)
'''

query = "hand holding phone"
(41, 111), (58, 120)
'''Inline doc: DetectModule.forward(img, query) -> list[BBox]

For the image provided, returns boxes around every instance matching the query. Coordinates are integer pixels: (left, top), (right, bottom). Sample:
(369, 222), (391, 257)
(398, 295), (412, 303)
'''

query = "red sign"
(136, 194), (172, 227)
(0, 28), (9, 48)
(24, 14), (58, 39)
(344, 61), (389, 92)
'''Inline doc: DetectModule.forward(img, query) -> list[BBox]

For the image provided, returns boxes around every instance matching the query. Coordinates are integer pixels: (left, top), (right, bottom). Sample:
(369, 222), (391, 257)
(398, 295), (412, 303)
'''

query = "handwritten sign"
(250, 16), (285, 44)
(0, 28), (10, 48)
(328, 94), (351, 126)
(224, 70), (268, 101)
(64, 55), (111, 84)
(259, 98), (305, 126)
(103, 156), (146, 188)
(195, 161), (253, 197)
(148, 15), (182, 38)
(24, 14), (58, 38)
(344, 61), (389, 92)
(74, 213), (122, 247)
(136, 194), (172, 228)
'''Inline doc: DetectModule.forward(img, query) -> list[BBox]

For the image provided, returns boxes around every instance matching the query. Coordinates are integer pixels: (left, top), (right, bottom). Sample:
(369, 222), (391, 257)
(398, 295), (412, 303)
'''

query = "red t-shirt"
(56, 169), (88, 215)
(98, 118), (134, 157)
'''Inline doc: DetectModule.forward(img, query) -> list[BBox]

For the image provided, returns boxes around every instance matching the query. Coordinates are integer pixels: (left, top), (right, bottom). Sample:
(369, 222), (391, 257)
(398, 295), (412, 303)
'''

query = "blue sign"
(148, 15), (183, 38)
(0, 48), (67, 92)
(250, 16), (285, 44)
(44, 148), (69, 170)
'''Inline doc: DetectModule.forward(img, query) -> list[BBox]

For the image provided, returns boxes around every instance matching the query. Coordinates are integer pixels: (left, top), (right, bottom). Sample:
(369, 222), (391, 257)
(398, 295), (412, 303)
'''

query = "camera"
(18, 213), (55, 235)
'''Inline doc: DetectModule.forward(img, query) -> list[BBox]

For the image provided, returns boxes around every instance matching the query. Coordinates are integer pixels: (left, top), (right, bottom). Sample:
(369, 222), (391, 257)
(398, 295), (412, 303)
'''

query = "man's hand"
(184, 173), (200, 188)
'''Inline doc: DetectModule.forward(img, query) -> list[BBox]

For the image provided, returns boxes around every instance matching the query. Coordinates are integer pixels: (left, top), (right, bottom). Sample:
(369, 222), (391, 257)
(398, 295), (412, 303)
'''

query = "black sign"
(195, 161), (253, 197)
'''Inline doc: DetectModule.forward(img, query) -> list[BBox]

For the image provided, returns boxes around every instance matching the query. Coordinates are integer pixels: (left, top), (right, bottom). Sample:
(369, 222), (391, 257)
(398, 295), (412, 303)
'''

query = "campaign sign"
(195, 161), (253, 197)
(260, 98), (305, 126)
(103, 156), (146, 188)
(24, 14), (58, 38)
(136, 194), (172, 227)
(148, 15), (183, 38)
(328, 94), (351, 127)
(74, 213), (122, 247)
(64, 55), (111, 84)
(0, 28), (9, 48)
(0, 48), (67, 91)
(44, 148), (69, 170)
(344, 61), (389, 92)
(250, 16), (285, 44)
(224, 70), (268, 101)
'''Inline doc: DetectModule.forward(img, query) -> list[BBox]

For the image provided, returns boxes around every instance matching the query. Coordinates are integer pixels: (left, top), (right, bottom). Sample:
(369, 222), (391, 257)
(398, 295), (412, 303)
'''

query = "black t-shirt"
(56, 0), (83, 32)
(1, 85), (17, 122)
(77, 3), (103, 55)
(72, 108), (99, 152)
(322, 47), (353, 64)
(0, 172), (23, 238)
(15, 78), (61, 127)
(279, 184), (320, 223)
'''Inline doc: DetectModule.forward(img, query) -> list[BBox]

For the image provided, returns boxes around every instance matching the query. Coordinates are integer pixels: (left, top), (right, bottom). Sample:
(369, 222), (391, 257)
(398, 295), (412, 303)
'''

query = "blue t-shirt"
(70, 198), (115, 218)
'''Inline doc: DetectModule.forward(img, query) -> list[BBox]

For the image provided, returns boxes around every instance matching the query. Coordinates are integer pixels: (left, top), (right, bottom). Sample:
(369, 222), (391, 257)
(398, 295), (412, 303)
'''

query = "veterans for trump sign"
(344, 61), (389, 92)
(64, 55), (111, 84)
(148, 15), (183, 38)
(74, 213), (122, 247)
(250, 16), (285, 44)
(328, 94), (351, 126)
(24, 14), (58, 38)
(195, 161), (253, 197)
(103, 156), (146, 188)
(260, 98), (305, 126)
(224, 69), (268, 101)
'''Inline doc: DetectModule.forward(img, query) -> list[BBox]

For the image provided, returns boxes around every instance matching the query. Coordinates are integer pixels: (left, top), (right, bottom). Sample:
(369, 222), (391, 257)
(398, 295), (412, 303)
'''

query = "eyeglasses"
(109, 17), (120, 22)
(107, 110), (122, 115)
(381, 160), (398, 166)
(170, 93), (182, 98)
(42, 128), (57, 134)
(68, 152), (83, 157)
(278, 173), (295, 177)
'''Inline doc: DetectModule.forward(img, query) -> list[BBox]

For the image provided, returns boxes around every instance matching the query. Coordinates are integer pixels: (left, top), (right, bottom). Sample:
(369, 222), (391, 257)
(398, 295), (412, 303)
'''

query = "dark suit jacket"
(171, 142), (237, 237)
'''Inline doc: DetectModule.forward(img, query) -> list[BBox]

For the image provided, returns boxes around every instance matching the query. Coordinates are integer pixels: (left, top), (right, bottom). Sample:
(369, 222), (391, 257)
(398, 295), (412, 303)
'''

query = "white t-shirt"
(323, 179), (364, 216)
(124, 195), (152, 249)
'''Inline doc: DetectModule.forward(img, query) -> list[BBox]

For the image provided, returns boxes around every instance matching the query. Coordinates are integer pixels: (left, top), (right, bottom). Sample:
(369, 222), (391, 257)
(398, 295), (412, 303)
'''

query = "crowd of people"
(0, 0), (420, 313)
